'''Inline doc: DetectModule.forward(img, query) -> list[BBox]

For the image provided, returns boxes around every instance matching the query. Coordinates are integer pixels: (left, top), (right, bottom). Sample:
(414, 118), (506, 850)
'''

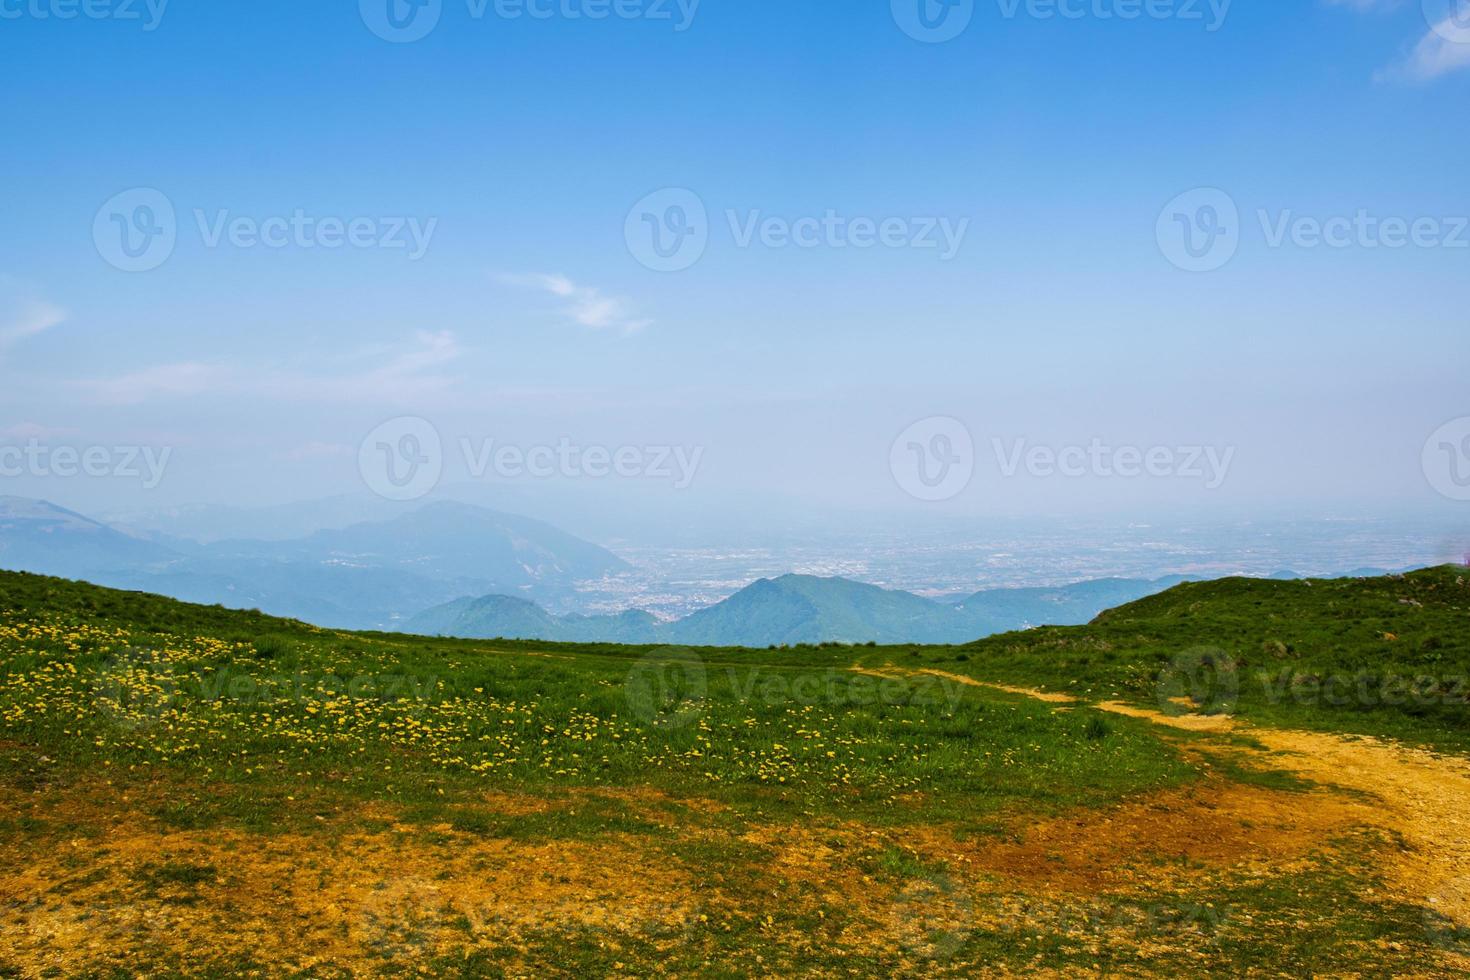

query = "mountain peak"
(410, 500), (507, 520)
(0, 496), (114, 532)
(0, 496), (95, 523)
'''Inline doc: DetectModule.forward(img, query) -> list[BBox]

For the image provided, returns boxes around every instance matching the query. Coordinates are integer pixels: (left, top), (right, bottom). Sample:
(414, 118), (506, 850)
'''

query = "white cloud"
(266, 330), (463, 403)
(0, 301), (65, 353)
(1380, 17), (1470, 81)
(1333, 0), (1470, 82)
(82, 362), (223, 406)
(285, 441), (355, 461)
(502, 273), (652, 334)
(0, 422), (80, 440)
(1326, 0), (1470, 82)
(77, 331), (465, 407)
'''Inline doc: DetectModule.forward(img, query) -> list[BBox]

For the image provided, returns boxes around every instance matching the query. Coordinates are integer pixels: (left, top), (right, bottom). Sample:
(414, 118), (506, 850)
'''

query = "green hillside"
(405, 572), (1186, 647)
(0, 569), (1467, 977)
(0, 571), (1181, 832)
(947, 565), (1470, 751)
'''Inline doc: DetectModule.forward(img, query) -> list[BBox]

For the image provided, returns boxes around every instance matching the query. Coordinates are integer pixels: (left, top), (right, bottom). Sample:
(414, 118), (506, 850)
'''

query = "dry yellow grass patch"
(0, 813), (698, 976)
(862, 664), (1470, 936)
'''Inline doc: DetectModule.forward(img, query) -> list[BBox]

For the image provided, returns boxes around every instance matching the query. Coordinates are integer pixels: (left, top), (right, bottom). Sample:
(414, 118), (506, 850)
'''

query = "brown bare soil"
(3, 669), (1469, 976)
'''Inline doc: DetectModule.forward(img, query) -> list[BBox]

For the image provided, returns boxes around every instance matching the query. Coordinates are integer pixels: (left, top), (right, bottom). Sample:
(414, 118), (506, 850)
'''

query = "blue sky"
(1, 0), (1468, 522)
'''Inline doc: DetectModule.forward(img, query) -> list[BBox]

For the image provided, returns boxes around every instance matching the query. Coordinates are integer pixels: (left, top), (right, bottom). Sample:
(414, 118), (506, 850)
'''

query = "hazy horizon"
(4, 1), (1470, 539)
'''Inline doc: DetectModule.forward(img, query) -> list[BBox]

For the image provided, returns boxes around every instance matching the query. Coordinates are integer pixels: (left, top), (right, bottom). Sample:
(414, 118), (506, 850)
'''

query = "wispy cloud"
(265, 330), (463, 403)
(1332, 0), (1470, 82)
(502, 273), (652, 334)
(82, 362), (224, 406)
(0, 301), (66, 354)
(285, 441), (355, 461)
(1378, 17), (1470, 81)
(77, 331), (464, 407)
(0, 422), (81, 440)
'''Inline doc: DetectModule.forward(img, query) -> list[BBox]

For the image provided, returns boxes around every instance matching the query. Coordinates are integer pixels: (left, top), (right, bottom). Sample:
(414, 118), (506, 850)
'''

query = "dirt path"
(863, 665), (1470, 932)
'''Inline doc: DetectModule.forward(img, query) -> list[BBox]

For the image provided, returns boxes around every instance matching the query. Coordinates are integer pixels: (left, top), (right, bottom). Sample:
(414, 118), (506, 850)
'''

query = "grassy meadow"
(0, 569), (1467, 976)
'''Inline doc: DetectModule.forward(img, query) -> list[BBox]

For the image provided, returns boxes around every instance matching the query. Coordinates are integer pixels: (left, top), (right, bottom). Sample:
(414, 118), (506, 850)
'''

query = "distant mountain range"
(0, 497), (178, 575)
(405, 572), (1198, 646)
(0, 497), (624, 630)
(0, 494), (1405, 646)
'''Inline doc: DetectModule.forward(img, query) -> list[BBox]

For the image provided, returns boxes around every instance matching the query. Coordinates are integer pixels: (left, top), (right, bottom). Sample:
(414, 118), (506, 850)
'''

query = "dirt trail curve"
(858, 665), (1470, 933)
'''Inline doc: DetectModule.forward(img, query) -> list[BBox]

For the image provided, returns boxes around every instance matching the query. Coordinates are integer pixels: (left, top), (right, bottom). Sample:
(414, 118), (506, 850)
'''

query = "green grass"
(2, 568), (1468, 977)
(0, 571), (1193, 839)
(899, 565), (1470, 752)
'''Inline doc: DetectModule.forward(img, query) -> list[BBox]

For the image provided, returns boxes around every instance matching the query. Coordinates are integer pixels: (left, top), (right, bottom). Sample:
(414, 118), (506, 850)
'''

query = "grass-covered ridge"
(0, 570), (1187, 834)
(2, 568), (1468, 977)
(935, 564), (1470, 751)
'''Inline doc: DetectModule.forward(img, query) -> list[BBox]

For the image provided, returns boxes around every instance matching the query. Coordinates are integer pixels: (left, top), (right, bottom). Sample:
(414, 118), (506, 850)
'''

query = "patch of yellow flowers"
(0, 614), (929, 795)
